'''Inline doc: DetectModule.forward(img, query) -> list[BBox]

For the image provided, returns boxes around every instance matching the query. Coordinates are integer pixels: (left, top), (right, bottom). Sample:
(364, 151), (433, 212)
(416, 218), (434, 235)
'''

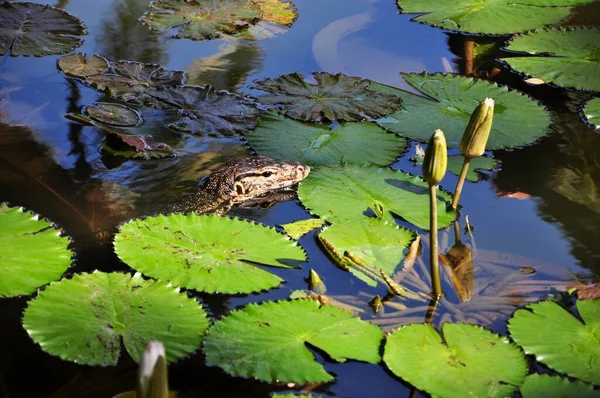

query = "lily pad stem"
(451, 157), (472, 209)
(429, 184), (442, 298)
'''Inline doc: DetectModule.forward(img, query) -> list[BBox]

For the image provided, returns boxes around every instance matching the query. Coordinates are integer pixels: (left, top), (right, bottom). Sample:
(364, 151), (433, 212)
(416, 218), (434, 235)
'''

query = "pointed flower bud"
(460, 98), (494, 158)
(423, 129), (447, 186)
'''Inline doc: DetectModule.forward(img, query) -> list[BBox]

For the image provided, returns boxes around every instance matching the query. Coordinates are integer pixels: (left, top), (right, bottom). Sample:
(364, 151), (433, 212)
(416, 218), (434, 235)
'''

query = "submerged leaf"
(57, 53), (109, 78)
(114, 214), (306, 294)
(252, 72), (402, 122)
(0, 204), (71, 297)
(203, 300), (383, 383)
(102, 133), (175, 160)
(503, 28), (600, 92)
(371, 74), (551, 149)
(0, 2), (86, 56)
(384, 323), (527, 397)
(246, 112), (406, 166)
(22, 272), (208, 366)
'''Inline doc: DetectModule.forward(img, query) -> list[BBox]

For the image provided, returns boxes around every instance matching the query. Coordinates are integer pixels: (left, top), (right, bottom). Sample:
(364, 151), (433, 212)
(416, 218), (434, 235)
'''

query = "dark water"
(1, 0), (599, 397)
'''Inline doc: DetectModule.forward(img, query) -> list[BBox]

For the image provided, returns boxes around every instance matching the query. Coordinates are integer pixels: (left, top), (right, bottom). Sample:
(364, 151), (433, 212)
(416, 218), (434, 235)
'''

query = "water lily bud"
(423, 129), (447, 186)
(138, 341), (169, 398)
(460, 98), (494, 158)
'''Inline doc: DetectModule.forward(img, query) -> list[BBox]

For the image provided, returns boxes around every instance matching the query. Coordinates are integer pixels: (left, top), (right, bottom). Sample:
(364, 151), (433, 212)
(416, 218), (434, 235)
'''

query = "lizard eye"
(262, 171), (273, 177)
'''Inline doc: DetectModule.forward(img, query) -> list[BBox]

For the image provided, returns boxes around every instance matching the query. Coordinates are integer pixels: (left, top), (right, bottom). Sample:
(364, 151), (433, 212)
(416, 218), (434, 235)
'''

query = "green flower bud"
(460, 98), (494, 158)
(423, 129), (447, 186)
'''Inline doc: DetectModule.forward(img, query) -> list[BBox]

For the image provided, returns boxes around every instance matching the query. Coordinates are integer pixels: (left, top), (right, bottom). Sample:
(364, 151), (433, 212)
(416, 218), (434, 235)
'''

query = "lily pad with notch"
(203, 299), (383, 383)
(57, 53), (109, 78)
(0, 204), (72, 297)
(582, 97), (600, 130)
(114, 213), (306, 294)
(246, 111), (407, 166)
(298, 164), (455, 230)
(0, 2), (86, 56)
(396, 0), (597, 35)
(252, 72), (402, 122)
(371, 74), (551, 149)
(22, 271), (208, 366)
(384, 323), (527, 398)
(503, 28), (600, 92)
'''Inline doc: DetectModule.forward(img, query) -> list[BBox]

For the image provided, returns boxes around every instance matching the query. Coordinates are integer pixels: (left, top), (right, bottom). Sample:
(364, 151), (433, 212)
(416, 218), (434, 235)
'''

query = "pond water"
(1, 0), (599, 396)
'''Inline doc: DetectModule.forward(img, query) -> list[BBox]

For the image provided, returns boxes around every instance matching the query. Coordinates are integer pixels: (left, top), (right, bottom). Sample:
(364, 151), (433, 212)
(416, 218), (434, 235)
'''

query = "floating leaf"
(252, 72), (402, 122)
(115, 214), (306, 294)
(384, 323), (527, 398)
(85, 103), (142, 127)
(298, 164), (455, 230)
(145, 85), (260, 136)
(0, 2), (86, 56)
(520, 374), (600, 398)
(57, 53), (109, 78)
(203, 300), (383, 383)
(0, 204), (71, 297)
(272, 394), (322, 398)
(371, 74), (551, 149)
(22, 272), (208, 366)
(503, 28), (600, 92)
(582, 97), (600, 130)
(396, 0), (596, 35)
(102, 133), (175, 160)
(318, 218), (416, 286)
(279, 218), (325, 240)
(254, 0), (297, 26)
(246, 112), (406, 166)
(509, 299), (600, 384)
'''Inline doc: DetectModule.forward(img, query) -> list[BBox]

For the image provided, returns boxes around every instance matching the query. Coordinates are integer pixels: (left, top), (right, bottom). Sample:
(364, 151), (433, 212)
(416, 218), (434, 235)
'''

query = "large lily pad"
(57, 53), (109, 78)
(203, 299), (383, 383)
(0, 204), (71, 297)
(0, 2), (86, 56)
(384, 323), (527, 397)
(145, 85), (260, 136)
(252, 72), (402, 122)
(141, 0), (296, 41)
(298, 164), (455, 230)
(397, 0), (596, 35)
(509, 299), (600, 385)
(22, 272), (208, 366)
(503, 28), (600, 92)
(114, 213), (306, 294)
(520, 374), (600, 398)
(582, 97), (600, 130)
(246, 112), (406, 166)
(371, 74), (551, 149)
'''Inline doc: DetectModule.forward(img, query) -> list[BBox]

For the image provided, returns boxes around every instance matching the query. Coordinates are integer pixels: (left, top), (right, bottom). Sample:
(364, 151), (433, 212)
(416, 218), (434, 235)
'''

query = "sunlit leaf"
(509, 299), (600, 384)
(384, 323), (527, 397)
(0, 2), (86, 56)
(203, 300), (383, 383)
(115, 214), (306, 294)
(252, 72), (402, 122)
(253, 0), (297, 25)
(582, 97), (600, 130)
(22, 272), (208, 366)
(503, 28), (600, 92)
(371, 74), (551, 149)
(85, 103), (142, 127)
(57, 53), (109, 77)
(520, 374), (600, 398)
(246, 112), (406, 166)
(298, 164), (455, 230)
(279, 218), (325, 240)
(0, 204), (71, 297)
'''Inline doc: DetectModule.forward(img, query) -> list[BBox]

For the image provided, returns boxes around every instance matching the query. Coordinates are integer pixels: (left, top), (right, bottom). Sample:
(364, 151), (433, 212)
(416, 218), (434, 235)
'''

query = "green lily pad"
(114, 213), (306, 294)
(85, 103), (142, 127)
(22, 271), (208, 366)
(101, 133), (175, 160)
(141, 0), (296, 41)
(279, 218), (325, 240)
(520, 374), (600, 398)
(0, 204), (71, 297)
(318, 218), (416, 287)
(57, 53), (109, 78)
(397, 0), (596, 35)
(252, 72), (402, 122)
(509, 299), (600, 385)
(582, 97), (600, 130)
(503, 28), (600, 92)
(0, 2), (86, 56)
(246, 112), (406, 166)
(371, 74), (551, 149)
(297, 164), (455, 230)
(145, 85), (260, 136)
(203, 299), (383, 383)
(384, 323), (527, 398)
(272, 394), (322, 398)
